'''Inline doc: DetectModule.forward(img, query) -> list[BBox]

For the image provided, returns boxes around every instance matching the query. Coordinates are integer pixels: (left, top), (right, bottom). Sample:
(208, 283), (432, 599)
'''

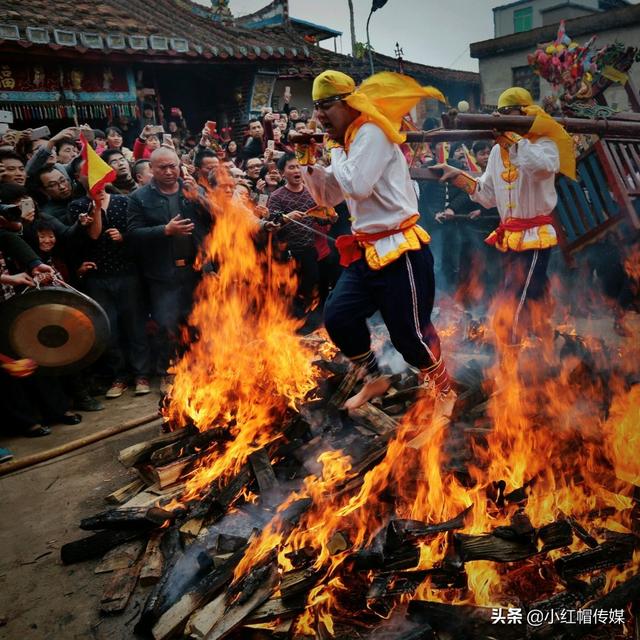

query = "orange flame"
(165, 183), (317, 501)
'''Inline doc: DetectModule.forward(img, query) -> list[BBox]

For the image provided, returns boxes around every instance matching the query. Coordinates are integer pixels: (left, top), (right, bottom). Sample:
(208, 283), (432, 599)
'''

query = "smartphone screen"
(20, 197), (35, 215)
(162, 133), (172, 144)
(30, 126), (51, 141)
(258, 193), (269, 207)
(267, 140), (275, 151)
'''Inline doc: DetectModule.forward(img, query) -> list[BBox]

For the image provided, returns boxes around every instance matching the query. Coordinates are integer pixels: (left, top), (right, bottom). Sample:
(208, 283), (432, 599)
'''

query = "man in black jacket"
(127, 148), (211, 391)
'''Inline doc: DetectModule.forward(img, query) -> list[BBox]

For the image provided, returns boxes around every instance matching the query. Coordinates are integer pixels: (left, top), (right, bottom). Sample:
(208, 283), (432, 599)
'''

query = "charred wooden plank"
(329, 365), (360, 407)
(61, 529), (145, 565)
(371, 568), (467, 597)
(565, 516), (598, 549)
(384, 545), (421, 571)
(187, 465), (253, 521)
(187, 563), (279, 640)
(380, 385), (422, 408)
(350, 549), (385, 570)
(385, 506), (472, 552)
(151, 455), (197, 489)
(348, 402), (399, 436)
(538, 520), (573, 552)
(554, 539), (635, 579)
(149, 546), (247, 640)
(101, 557), (143, 613)
(80, 506), (175, 531)
(246, 595), (306, 623)
(249, 448), (279, 495)
(94, 539), (145, 574)
(149, 428), (229, 466)
(139, 532), (165, 587)
(118, 427), (194, 467)
(280, 567), (322, 600)
(136, 530), (212, 635)
(217, 534), (248, 554)
(455, 532), (538, 563)
(105, 478), (146, 505)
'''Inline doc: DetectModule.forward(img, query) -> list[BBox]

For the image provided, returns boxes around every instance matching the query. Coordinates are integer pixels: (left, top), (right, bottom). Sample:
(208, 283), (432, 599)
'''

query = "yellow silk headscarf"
(498, 87), (576, 180)
(312, 70), (446, 149)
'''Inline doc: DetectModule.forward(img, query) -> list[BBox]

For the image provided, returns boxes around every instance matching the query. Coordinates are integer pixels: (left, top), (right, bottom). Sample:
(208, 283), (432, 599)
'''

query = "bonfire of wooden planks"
(60, 335), (640, 640)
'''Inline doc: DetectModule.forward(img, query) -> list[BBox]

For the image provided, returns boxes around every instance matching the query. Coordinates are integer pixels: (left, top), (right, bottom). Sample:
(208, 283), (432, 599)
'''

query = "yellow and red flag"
(436, 141), (449, 164)
(80, 132), (116, 197)
(462, 144), (481, 173)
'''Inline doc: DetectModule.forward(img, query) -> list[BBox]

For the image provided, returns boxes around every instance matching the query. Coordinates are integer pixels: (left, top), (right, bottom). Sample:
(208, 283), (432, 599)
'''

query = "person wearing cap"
(296, 69), (457, 435)
(436, 87), (576, 346)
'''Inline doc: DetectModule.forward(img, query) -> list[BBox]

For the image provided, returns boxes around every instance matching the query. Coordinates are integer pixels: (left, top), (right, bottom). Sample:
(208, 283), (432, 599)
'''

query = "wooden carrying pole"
(289, 114), (640, 146)
(0, 413), (161, 477)
(442, 112), (640, 138)
(288, 129), (495, 145)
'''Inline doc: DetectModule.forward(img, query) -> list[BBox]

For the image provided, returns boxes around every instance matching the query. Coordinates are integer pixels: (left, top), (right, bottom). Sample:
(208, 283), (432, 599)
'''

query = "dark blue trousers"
(501, 248), (551, 343)
(324, 245), (440, 369)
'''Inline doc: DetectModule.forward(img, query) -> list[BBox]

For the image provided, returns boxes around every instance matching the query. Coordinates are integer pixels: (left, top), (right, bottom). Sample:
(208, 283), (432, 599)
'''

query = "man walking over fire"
(296, 70), (457, 431)
(437, 87), (576, 345)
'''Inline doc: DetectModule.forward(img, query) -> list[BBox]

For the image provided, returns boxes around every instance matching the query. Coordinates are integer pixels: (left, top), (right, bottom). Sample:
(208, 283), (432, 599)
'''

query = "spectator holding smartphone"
(134, 125), (163, 160)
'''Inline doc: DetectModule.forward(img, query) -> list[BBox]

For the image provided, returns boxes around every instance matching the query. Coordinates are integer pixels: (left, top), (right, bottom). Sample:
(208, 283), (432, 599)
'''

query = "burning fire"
(165, 182), (317, 501)
(156, 178), (638, 635)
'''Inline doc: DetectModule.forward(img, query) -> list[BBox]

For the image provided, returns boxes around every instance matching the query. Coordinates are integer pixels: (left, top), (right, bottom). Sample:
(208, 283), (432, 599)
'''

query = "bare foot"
(343, 376), (391, 410)
(407, 390), (457, 449)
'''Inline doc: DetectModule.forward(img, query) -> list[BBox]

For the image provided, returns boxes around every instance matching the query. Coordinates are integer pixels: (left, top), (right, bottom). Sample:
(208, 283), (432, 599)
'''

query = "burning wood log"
(118, 428), (195, 468)
(554, 538), (635, 579)
(148, 546), (248, 640)
(248, 448), (279, 495)
(80, 506), (175, 531)
(455, 531), (538, 563)
(149, 428), (230, 467)
(564, 515), (598, 549)
(348, 402), (399, 437)
(537, 520), (574, 552)
(187, 563), (279, 640)
(187, 465), (253, 521)
(245, 595), (307, 623)
(279, 567), (322, 600)
(384, 506), (472, 552)
(145, 455), (197, 489)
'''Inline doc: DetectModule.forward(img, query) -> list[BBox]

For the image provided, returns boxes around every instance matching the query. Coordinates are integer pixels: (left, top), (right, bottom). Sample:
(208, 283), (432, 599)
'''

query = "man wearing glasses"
(36, 166), (75, 221)
(297, 70), (457, 439)
(127, 147), (210, 393)
(436, 87), (575, 345)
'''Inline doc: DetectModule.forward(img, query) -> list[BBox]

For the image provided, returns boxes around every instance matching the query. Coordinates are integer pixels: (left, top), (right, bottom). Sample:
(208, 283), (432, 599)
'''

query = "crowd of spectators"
(0, 95), (341, 459)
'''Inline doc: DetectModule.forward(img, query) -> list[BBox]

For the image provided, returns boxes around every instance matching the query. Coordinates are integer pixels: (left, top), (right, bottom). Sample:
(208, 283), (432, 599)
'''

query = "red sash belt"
(486, 214), (555, 247)
(336, 223), (416, 267)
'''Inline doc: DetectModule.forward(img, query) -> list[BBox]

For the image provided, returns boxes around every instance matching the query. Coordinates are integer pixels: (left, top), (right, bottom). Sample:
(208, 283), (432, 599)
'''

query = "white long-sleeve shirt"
(471, 137), (560, 251)
(303, 122), (426, 268)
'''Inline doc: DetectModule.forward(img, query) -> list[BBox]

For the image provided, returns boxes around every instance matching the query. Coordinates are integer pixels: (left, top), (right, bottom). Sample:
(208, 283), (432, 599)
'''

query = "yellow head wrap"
(497, 87), (534, 109)
(498, 87), (576, 180)
(312, 70), (446, 148)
